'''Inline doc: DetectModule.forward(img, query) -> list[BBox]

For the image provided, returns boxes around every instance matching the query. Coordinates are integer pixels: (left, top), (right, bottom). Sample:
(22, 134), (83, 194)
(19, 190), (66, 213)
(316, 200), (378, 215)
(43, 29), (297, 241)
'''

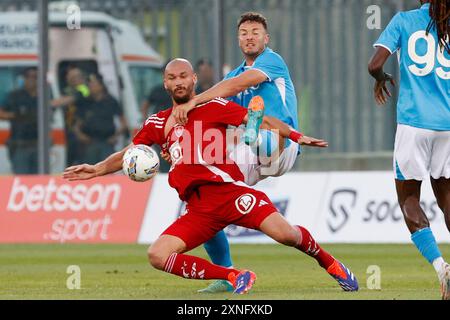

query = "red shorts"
(162, 182), (278, 251)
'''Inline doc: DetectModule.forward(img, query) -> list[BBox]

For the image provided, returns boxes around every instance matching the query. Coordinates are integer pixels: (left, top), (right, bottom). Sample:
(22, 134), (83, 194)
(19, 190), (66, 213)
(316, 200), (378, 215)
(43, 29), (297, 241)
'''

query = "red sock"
(295, 226), (335, 270)
(164, 253), (239, 280)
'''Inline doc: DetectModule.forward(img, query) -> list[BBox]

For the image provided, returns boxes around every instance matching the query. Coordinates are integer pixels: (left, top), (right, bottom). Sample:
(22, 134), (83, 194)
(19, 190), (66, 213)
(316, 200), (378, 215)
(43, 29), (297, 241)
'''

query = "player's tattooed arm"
(194, 69), (267, 105)
(173, 70), (266, 125)
(63, 144), (134, 181)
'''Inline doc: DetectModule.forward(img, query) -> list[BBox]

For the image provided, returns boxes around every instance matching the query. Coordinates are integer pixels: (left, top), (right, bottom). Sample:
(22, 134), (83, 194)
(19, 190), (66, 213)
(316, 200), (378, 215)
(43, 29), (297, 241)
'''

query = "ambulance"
(0, 3), (164, 174)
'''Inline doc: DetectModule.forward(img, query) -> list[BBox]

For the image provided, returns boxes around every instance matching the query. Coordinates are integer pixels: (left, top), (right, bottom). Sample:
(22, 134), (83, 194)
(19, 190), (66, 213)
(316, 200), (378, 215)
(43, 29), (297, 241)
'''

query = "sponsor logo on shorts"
(174, 198), (289, 238)
(235, 193), (257, 215)
(226, 199), (289, 237)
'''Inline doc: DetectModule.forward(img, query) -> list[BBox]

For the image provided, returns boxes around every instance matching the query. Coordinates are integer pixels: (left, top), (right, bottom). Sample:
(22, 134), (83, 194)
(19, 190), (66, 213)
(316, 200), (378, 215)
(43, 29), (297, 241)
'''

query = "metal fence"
(0, 0), (423, 170)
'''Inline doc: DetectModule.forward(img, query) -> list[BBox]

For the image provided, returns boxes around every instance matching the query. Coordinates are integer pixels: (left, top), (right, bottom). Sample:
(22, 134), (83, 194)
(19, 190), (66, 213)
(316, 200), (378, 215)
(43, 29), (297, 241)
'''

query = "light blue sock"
(411, 228), (442, 264)
(203, 230), (233, 267)
(257, 129), (279, 157)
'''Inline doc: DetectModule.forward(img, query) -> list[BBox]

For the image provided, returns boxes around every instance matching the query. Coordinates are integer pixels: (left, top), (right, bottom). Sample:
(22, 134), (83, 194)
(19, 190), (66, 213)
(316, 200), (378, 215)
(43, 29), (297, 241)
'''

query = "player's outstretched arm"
(63, 143), (134, 181)
(173, 70), (267, 125)
(259, 115), (328, 148)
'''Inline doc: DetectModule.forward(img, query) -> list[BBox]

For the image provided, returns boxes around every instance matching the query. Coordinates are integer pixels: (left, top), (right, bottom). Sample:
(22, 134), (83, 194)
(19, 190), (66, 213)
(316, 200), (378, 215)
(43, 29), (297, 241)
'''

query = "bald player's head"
(164, 58), (197, 105)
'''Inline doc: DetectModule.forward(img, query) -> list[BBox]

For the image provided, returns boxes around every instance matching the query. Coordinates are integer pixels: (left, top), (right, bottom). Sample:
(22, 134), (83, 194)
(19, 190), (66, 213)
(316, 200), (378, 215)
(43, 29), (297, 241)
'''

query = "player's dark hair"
(426, 0), (450, 53)
(237, 12), (268, 31)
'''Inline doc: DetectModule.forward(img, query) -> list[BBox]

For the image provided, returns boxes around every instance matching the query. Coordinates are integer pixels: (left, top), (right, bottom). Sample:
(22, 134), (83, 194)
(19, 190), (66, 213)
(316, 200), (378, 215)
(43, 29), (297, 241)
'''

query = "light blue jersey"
(224, 47), (299, 131)
(374, 3), (450, 131)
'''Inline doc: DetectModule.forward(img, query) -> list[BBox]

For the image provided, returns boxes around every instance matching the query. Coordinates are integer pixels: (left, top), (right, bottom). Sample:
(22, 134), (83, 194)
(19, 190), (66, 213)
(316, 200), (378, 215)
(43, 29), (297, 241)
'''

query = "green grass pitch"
(1, 243), (448, 300)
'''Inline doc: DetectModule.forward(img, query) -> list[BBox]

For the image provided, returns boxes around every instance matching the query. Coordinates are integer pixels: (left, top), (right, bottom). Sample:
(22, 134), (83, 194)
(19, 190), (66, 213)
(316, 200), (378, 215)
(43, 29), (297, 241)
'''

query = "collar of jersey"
(421, 3), (430, 10)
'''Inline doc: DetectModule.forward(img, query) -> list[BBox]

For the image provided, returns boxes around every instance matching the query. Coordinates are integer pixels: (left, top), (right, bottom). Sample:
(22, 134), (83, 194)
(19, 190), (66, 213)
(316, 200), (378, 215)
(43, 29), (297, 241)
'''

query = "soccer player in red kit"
(63, 59), (359, 294)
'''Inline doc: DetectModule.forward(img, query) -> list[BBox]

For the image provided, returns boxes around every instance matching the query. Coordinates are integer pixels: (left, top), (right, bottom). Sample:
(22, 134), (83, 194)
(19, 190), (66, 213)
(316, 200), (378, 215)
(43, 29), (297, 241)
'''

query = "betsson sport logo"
(0, 177), (130, 243)
(4, 177), (121, 243)
(0, 177), (151, 244)
(6, 177), (121, 212)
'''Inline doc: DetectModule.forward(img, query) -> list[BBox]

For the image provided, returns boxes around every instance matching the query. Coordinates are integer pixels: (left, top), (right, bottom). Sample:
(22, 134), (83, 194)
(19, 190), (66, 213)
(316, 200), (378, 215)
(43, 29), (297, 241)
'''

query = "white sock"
(432, 257), (445, 275)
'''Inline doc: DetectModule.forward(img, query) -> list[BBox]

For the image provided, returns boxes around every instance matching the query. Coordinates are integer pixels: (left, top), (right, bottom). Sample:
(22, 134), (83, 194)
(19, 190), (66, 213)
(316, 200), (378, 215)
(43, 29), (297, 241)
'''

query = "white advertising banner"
(138, 175), (180, 244)
(314, 172), (447, 243)
(138, 172), (448, 244)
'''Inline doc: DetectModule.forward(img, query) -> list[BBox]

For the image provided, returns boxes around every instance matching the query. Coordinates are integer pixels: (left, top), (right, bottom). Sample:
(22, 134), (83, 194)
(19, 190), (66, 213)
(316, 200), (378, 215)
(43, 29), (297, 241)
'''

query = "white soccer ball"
(122, 144), (160, 182)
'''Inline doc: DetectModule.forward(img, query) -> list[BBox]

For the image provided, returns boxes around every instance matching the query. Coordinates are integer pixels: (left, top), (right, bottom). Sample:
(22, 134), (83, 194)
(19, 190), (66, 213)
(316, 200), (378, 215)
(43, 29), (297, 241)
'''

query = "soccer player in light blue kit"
(368, 0), (450, 300)
(174, 12), (358, 293)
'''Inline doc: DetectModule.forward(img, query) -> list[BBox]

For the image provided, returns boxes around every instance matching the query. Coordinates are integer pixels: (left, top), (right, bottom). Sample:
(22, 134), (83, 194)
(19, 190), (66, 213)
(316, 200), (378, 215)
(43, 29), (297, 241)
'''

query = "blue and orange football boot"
(327, 260), (359, 292)
(243, 96), (265, 146)
(229, 270), (257, 295)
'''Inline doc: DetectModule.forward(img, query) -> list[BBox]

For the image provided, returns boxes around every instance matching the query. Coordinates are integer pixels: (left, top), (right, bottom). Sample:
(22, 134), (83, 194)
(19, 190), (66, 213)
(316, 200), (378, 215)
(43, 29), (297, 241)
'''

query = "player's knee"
(398, 194), (416, 208)
(147, 246), (168, 270)
(400, 197), (429, 229)
(402, 212), (428, 229)
(399, 196), (417, 213)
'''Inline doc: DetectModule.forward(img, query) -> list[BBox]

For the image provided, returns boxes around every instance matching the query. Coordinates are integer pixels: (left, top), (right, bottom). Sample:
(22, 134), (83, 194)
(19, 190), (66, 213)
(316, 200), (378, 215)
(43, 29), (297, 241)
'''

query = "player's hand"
(374, 73), (396, 105)
(298, 135), (328, 148)
(172, 99), (197, 125)
(160, 150), (172, 164)
(62, 164), (97, 181)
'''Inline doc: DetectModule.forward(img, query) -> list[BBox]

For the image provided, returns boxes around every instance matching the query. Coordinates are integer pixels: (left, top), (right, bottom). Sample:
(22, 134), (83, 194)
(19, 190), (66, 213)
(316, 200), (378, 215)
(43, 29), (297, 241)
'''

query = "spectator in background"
(195, 58), (215, 94)
(140, 64), (172, 173)
(140, 71), (172, 120)
(56, 67), (90, 166)
(0, 67), (38, 174)
(75, 73), (128, 164)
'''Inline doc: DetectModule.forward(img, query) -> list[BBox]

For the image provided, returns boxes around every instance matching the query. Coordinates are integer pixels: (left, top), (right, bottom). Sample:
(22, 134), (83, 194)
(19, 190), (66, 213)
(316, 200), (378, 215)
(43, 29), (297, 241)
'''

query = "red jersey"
(133, 97), (248, 201)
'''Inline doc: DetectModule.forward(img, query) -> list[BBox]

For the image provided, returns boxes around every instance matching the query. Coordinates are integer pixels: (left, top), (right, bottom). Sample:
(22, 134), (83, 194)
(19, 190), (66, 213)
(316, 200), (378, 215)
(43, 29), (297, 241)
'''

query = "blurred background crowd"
(0, 0), (421, 174)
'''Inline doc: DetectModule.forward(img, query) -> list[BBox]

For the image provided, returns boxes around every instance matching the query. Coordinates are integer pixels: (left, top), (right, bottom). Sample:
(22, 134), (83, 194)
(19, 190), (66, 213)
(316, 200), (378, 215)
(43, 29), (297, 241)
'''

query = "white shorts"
(394, 124), (450, 181)
(229, 140), (299, 186)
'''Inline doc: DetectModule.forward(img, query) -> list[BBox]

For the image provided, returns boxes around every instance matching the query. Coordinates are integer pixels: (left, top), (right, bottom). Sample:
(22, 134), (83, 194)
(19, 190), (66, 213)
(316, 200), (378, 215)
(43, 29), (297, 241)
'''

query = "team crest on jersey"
(174, 125), (185, 138)
(169, 141), (183, 165)
(235, 193), (257, 215)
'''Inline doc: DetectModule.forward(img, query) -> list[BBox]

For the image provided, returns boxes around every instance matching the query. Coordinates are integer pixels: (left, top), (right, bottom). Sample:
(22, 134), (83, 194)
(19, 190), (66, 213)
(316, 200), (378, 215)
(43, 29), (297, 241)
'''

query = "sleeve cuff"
(251, 68), (271, 82)
(373, 43), (395, 55)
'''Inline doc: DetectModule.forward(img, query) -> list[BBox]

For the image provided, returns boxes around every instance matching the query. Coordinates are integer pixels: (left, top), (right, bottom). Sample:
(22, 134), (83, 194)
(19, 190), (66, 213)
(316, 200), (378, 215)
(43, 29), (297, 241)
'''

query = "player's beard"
(173, 95), (190, 104)
(172, 93), (191, 104)
(171, 88), (192, 104)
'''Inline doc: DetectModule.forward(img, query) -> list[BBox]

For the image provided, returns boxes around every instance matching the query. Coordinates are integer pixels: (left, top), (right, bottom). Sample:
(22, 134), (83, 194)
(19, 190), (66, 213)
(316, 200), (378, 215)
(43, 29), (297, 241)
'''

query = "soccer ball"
(122, 144), (160, 182)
